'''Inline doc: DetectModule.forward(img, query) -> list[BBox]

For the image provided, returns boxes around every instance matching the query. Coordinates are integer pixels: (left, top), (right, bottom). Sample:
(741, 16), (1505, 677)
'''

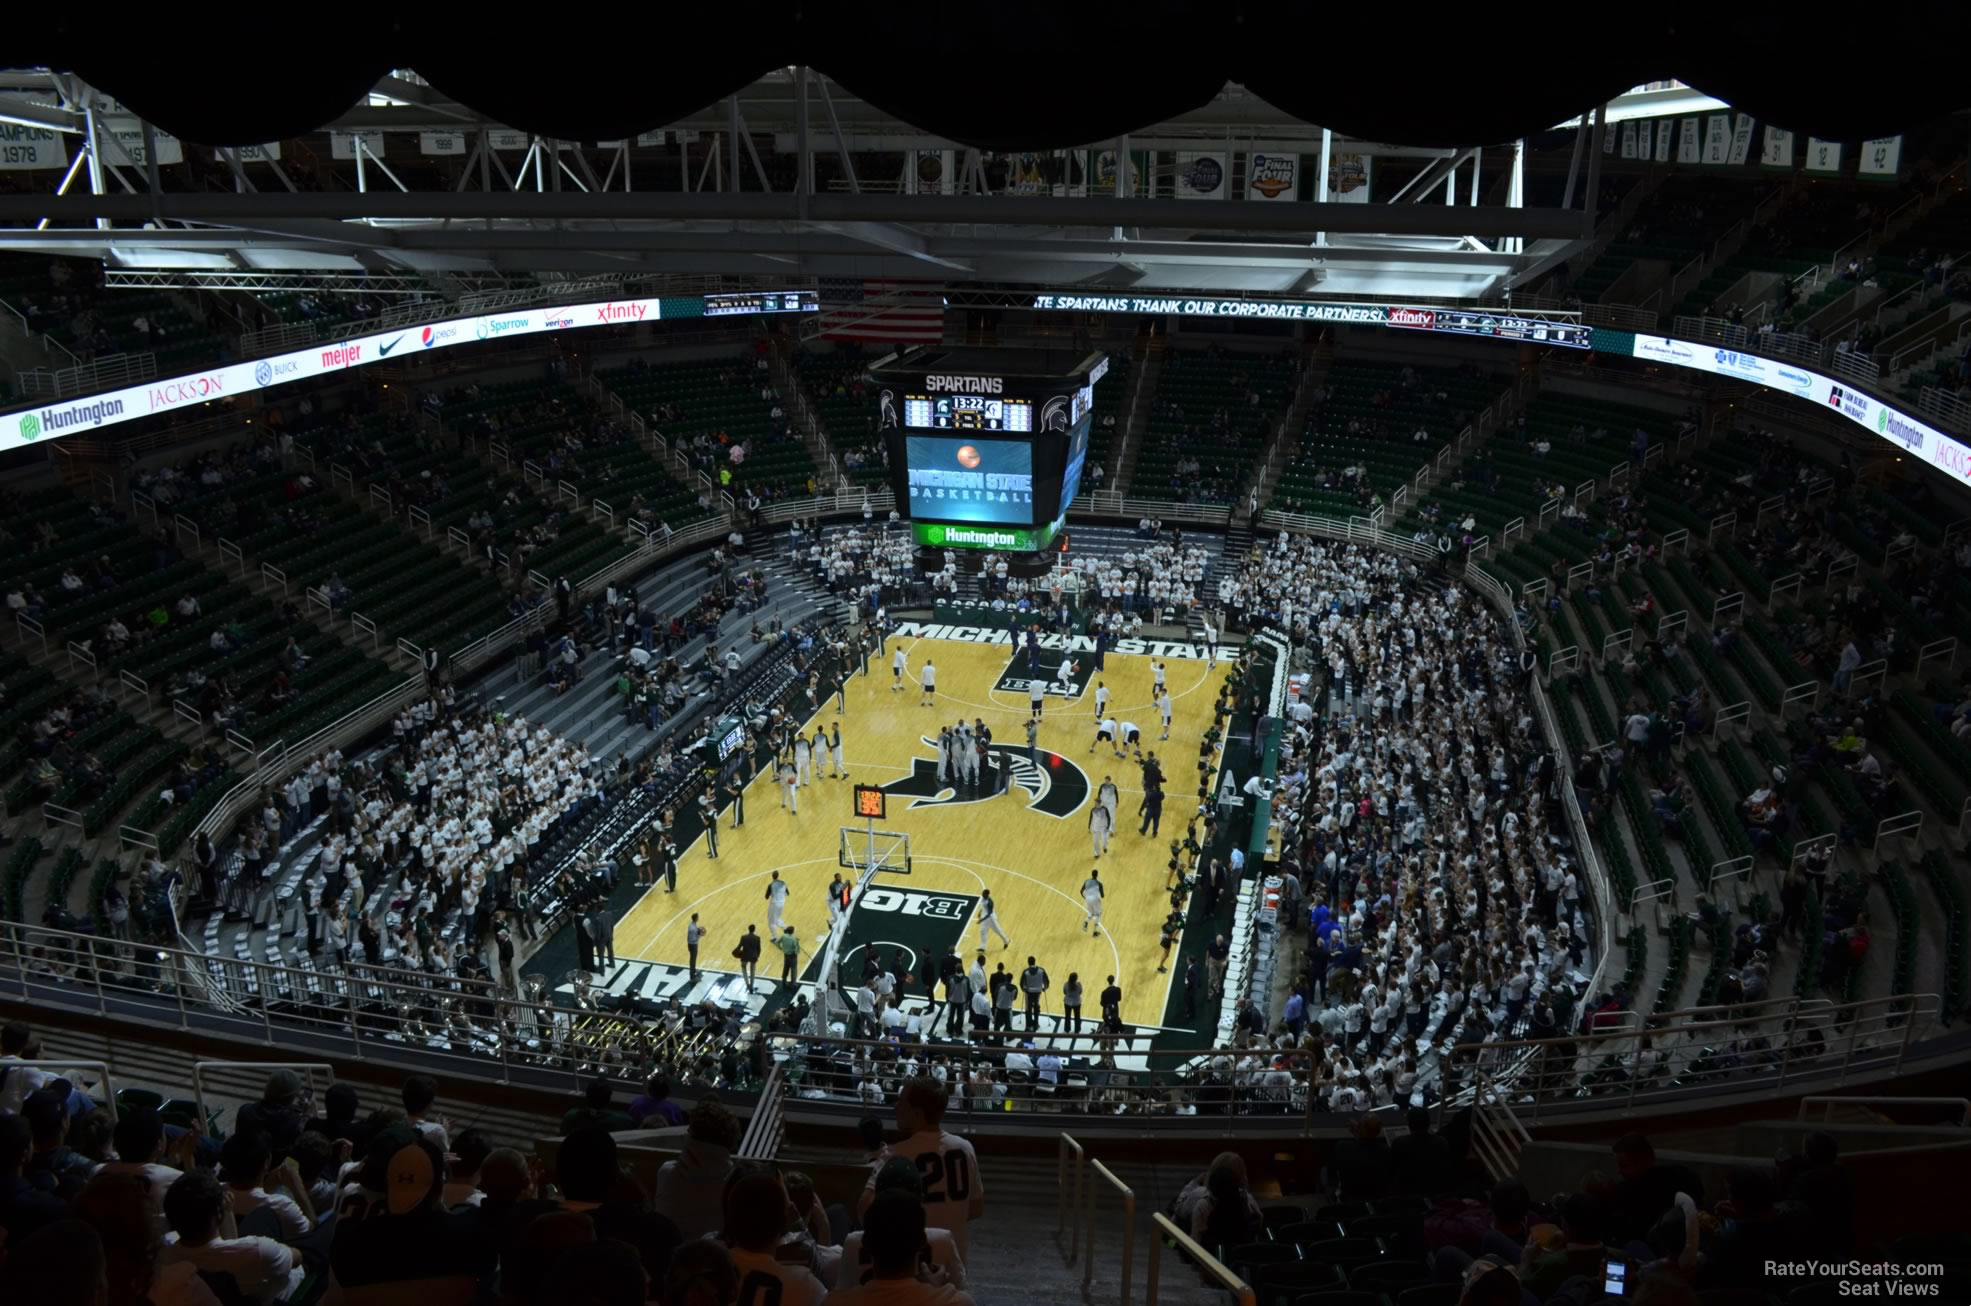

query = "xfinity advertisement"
(0, 290), (817, 452)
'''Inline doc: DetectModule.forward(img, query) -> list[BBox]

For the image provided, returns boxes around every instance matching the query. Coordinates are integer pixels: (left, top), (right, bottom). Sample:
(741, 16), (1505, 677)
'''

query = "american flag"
(818, 278), (946, 345)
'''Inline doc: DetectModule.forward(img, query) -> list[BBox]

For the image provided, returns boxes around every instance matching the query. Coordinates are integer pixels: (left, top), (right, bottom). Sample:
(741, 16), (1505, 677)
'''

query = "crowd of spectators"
(1214, 535), (1593, 1112)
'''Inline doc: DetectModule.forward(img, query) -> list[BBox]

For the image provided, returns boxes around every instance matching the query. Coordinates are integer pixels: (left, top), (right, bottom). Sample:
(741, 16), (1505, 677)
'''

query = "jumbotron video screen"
(875, 349), (1104, 552)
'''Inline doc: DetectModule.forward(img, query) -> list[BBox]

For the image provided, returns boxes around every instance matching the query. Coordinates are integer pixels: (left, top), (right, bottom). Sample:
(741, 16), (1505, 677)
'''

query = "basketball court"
(598, 627), (1229, 1047)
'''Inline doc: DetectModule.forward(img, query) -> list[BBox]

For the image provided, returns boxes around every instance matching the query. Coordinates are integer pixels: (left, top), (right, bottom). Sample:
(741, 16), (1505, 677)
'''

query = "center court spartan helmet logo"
(879, 738), (1089, 819)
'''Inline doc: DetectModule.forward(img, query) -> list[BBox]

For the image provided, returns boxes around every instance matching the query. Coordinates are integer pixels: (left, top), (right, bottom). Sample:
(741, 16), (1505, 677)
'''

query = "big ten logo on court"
(860, 887), (972, 919)
(881, 738), (1090, 819)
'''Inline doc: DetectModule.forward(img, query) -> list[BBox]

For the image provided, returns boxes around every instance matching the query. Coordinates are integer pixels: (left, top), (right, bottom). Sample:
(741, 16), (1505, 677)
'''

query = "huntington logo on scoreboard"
(912, 522), (1049, 551)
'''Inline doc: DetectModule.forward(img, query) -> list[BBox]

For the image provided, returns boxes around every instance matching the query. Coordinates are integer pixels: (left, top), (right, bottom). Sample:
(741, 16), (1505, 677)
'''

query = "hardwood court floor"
(612, 633), (1226, 1033)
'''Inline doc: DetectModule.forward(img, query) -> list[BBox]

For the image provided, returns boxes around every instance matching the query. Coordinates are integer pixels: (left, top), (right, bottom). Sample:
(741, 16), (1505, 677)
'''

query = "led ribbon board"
(0, 290), (817, 452)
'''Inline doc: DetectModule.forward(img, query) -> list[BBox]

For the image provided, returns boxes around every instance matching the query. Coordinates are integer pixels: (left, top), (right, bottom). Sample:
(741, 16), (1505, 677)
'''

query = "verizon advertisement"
(1, 290), (817, 452)
(1630, 334), (1971, 486)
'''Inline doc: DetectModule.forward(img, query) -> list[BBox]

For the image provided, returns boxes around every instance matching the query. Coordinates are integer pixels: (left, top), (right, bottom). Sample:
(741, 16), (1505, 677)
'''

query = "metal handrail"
(1146, 1213), (1254, 1306)
(0, 1060), (116, 1114)
(735, 1061), (786, 1160)
(1086, 1158), (1137, 1302)
(1056, 1133), (1085, 1263)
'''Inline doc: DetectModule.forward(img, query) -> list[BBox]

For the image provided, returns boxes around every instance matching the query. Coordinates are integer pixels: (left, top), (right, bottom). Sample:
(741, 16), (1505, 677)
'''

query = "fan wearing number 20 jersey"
(858, 1080), (985, 1260)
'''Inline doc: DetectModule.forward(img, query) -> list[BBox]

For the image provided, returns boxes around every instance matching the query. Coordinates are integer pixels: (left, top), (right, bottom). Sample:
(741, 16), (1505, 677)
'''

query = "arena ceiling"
(2, 11), (1966, 305)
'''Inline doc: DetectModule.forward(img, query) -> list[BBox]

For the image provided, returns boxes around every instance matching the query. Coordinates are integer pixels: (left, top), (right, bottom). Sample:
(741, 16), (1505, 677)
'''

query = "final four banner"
(1245, 152), (1299, 201)
(1654, 120), (1673, 163)
(1678, 119), (1701, 164)
(1327, 152), (1372, 203)
(1175, 151), (1229, 199)
(1619, 121), (1637, 159)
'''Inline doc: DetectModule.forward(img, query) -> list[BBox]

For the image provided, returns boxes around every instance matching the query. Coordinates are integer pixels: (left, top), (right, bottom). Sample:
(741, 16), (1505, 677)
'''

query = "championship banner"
(1092, 149), (1146, 197)
(487, 131), (531, 152)
(1327, 152), (1371, 202)
(1654, 121), (1673, 163)
(0, 124), (69, 170)
(906, 149), (955, 195)
(1761, 128), (1794, 171)
(1619, 121), (1637, 159)
(233, 144), (281, 164)
(1003, 152), (1050, 195)
(1859, 137), (1903, 181)
(330, 131), (385, 161)
(1702, 115), (1731, 165)
(1727, 115), (1756, 166)
(1245, 152), (1298, 201)
(1678, 118), (1701, 164)
(105, 127), (183, 167)
(1804, 139), (1843, 174)
(420, 132), (468, 156)
(1174, 151), (1228, 200)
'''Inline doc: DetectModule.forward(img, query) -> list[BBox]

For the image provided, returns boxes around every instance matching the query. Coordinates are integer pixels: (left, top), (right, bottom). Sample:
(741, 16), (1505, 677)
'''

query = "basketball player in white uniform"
(1151, 659), (1166, 696)
(920, 658), (937, 706)
(793, 730), (812, 787)
(1088, 801), (1111, 857)
(829, 722), (847, 778)
(1117, 721), (1142, 759)
(1157, 689), (1174, 741)
(976, 889), (1010, 950)
(1098, 775), (1120, 829)
(891, 643), (908, 689)
(1090, 716), (1117, 755)
(1092, 681), (1112, 719)
(1054, 655), (1074, 694)
(1081, 869), (1105, 935)
(765, 870), (789, 935)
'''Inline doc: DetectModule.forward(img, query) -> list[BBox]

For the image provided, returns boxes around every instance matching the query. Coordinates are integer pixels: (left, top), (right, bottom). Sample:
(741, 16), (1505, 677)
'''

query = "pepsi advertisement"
(903, 435), (1036, 525)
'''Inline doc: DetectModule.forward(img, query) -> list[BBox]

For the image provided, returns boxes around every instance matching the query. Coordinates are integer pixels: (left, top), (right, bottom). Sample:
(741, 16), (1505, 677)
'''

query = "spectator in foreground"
(22, 1086), (93, 1202)
(161, 1169), (303, 1306)
(664, 1236), (739, 1306)
(1187, 1152), (1263, 1251)
(839, 1157), (967, 1290)
(232, 1070), (308, 1163)
(73, 1171), (218, 1306)
(833, 1190), (976, 1306)
(219, 1130), (314, 1242)
(328, 1132), (496, 1291)
(561, 1077), (635, 1135)
(401, 1074), (450, 1150)
(722, 1172), (830, 1306)
(442, 1128), (494, 1209)
(1608, 1133), (1705, 1245)
(859, 1078), (985, 1260)
(653, 1097), (741, 1240)
(628, 1072), (688, 1128)
(0, 1113), (67, 1245)
(518, 1125), (683, 1288)
(99, 1109), (183, 1235)
(1390, 1106), (1454, 1197)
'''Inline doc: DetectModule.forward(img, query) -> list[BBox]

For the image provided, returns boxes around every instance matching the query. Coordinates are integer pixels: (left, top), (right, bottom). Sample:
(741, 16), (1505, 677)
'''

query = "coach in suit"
(589, 911), (616, 971)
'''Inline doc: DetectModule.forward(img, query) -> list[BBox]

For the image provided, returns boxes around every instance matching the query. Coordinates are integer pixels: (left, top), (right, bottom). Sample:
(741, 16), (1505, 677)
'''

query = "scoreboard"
(901, 393), (1035, 432)
(871, 348), (1105, 552)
